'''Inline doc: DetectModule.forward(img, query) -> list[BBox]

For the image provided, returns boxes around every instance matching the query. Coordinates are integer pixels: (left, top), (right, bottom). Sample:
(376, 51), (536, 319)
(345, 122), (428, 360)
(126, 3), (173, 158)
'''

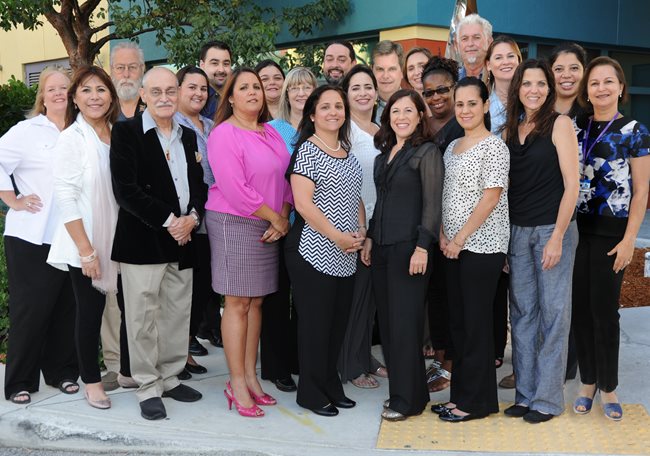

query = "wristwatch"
(189, 210), (200, 228)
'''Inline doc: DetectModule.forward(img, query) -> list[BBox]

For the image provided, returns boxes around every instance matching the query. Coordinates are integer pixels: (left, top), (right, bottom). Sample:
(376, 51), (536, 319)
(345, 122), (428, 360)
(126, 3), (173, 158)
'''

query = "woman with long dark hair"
(502, 59), (579, 423)
(206, 68), (293, 417)
(363, 89), (443, 421)
(286, 85), (364, 417)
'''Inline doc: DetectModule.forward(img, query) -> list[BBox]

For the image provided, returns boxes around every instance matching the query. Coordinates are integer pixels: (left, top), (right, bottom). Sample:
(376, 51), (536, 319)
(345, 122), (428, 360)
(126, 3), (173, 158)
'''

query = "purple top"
(206, 122), (292, 218)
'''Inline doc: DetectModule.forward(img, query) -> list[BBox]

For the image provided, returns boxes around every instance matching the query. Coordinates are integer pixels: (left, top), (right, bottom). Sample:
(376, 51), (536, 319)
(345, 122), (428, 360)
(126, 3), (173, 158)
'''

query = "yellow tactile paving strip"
(377, 403), (650, 454)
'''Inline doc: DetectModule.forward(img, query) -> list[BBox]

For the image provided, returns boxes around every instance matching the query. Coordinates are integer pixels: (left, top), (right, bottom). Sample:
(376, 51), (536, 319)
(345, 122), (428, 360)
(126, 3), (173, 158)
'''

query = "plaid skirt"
(205, 210), (279, 297)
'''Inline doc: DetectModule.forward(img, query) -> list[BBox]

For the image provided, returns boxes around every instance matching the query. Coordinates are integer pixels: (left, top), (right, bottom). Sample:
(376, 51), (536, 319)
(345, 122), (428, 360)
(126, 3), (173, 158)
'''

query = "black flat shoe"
(188, 336), (208, 356)
(162, 384), (202, 402)
(431, 402), (455, 415)
(178, 369), (192, 381)
(504, 404), (529, 417)
(523, 410), (554, 423)
(185, 362), (207, 374)
(140, 397), (167, 420)
(274, 377), (297, 392)
(331, 397), (356, 409)
(310, 403), (339, 417)
(439, 409), (488, 423)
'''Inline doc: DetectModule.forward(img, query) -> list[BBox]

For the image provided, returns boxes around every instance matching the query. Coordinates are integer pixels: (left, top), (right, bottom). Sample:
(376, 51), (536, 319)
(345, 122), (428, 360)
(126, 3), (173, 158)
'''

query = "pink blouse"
(206, 122), (292, 218)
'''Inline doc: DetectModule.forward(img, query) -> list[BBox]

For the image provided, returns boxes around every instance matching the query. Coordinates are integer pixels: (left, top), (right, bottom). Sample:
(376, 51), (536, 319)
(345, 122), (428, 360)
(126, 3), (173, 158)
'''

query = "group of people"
(1, 12), (648, 427)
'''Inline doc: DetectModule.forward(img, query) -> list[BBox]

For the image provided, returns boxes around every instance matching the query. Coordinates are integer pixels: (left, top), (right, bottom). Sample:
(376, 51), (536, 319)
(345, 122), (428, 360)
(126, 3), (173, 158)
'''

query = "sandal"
(9, 390), (31, 404)
(57, 380), (80, 395)
(428, 377), (450, 392)
(423, 344), (435, 359)
(495, 357), (504, 369)
(573, 396), (594, 415)
(603, 402), (623, 421)
(371, 366), (388, 378)
(351, 374), (379, 389)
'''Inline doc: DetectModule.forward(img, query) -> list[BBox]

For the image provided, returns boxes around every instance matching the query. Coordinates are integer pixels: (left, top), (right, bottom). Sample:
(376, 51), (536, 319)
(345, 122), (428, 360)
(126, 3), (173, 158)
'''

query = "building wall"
(0, 2), (111, 85)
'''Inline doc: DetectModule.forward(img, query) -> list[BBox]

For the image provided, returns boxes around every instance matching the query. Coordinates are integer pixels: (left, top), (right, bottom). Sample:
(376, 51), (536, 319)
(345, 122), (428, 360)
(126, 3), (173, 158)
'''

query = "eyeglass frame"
(422, 85), (454, 98)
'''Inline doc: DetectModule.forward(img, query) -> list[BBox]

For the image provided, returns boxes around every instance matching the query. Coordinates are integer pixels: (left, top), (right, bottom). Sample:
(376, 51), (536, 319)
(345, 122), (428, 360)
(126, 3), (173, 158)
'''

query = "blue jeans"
(508, 221), (578, 415)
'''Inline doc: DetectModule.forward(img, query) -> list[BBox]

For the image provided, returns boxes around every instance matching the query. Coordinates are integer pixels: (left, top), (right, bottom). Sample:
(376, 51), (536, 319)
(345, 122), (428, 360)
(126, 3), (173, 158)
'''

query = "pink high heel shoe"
(224, 382), (264, 417)
(248, 388), (277, 406)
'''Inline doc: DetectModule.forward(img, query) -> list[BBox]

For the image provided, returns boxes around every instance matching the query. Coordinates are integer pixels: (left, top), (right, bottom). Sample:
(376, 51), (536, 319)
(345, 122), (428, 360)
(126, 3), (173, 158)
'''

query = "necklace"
(313, 133), (341, 152)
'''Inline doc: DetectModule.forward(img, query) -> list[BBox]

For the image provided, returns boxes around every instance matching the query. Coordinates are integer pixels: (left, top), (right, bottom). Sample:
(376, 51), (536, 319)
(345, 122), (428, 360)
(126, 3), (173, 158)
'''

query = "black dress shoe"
(140, 397), (167, 420)
(178, 369), (192, 381)
(504, 404), (529, 417)
(185, 362), (207, 374)
(439, 409), (488, 422)
(188, 336), (208, 356)
(274, 377), (297, 392)
(310, 403), (339, 417)
(331, 397), (356, 409)
(431, 402), (455, 415)
(523, 410), (554, 423)
(162, 384), (202, 402)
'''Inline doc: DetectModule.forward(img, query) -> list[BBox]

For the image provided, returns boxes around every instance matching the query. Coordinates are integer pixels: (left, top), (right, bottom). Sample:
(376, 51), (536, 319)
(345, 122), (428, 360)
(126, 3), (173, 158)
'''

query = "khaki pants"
(100, 294), (121, 373)
(120, 262), (192, 402)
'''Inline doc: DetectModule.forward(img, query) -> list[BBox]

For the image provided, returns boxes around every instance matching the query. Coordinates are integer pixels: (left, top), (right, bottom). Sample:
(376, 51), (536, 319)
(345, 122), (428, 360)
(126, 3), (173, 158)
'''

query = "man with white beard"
(99, 41), (147, 393)
(456, 14), (493, 80)
(111, 42), (147, 121)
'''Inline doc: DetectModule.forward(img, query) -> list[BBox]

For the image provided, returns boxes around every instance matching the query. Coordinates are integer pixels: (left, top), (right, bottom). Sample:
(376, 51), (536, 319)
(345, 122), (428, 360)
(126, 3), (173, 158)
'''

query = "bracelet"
(414, 246), (428, 254)
(189, 210), (200, 227)
(79, 249), (97, 263)
(451, 238), (464, 248)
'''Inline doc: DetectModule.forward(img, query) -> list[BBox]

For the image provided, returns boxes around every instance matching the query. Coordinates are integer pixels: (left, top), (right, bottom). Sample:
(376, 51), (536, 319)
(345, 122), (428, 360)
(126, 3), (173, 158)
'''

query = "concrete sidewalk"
(636, 209), (650, 248)
(1, 306), (649, 456)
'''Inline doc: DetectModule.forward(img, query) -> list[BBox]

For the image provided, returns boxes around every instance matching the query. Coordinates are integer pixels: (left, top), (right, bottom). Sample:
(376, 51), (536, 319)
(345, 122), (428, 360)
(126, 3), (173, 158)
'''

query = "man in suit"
(110, 67), (208, 420)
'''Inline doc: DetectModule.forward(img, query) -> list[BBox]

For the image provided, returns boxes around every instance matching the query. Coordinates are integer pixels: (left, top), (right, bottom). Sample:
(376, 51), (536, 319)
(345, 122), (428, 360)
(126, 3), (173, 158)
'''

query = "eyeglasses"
(288, 85), (314, 94)
(112, 64), (143, 74)
(148, 88), (178, 98)
(422, 86), (454, 98)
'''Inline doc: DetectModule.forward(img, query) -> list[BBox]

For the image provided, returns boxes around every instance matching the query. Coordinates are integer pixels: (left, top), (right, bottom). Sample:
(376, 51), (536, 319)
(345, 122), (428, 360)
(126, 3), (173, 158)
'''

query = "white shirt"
(0, 115), (62, 245)
(442, 135), (510, 254)
(349, 121), (380, 219)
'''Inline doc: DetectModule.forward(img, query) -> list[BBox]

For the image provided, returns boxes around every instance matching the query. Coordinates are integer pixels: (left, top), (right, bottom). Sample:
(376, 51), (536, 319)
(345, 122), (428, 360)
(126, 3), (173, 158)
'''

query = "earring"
(619, 93), (622, 98)
(587, 98), (590, 103)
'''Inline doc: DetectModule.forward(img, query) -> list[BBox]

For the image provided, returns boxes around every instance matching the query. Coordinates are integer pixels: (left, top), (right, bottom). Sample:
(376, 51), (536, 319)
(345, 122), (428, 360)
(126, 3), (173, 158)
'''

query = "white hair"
(110, 41), (145, 66)
(456, 14), (493, 43)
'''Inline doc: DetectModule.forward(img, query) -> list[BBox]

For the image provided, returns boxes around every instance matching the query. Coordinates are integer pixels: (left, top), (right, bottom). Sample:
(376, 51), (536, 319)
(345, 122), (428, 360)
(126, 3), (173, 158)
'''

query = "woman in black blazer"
(361, 89), (444, 421)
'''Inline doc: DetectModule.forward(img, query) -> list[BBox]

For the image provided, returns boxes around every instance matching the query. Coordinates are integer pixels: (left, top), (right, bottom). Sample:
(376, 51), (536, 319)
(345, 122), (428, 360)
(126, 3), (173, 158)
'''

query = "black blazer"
(368, 141), (443, 249)
(110, 115), (207, 268)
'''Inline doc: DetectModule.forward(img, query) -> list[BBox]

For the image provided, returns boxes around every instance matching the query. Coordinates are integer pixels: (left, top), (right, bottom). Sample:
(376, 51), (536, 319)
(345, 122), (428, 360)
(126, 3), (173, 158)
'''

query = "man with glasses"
(110, 42), (147, 121)
(110, 67), (208, 420)
(100, 41), (148, 394)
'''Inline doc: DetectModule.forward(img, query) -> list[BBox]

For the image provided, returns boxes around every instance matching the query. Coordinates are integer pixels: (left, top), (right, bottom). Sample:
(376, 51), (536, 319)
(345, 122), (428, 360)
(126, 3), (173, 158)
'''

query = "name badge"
(579, 178), (591, 194)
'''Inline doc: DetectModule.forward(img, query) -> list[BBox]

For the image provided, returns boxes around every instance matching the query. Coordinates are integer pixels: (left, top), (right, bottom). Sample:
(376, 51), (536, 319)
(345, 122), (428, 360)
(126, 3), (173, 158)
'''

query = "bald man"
(110, 67), (208, 420)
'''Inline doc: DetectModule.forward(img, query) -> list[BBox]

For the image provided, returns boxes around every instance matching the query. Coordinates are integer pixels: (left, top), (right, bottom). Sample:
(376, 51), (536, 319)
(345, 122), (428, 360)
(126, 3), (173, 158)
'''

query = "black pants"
(115, 277), (130, 376)
(261, 240), (298, 381)
(572, 232), (623, 393)
(493, 271), (509, 360)
(4, 236), (77, 399)
(426, 245), (449, 353)
(373, 241), (430, 417)
(190, 233), (221, 337)
(285, 250), (353, 409)
(447, 251), (503, 415)
(69, 267), (106, 384)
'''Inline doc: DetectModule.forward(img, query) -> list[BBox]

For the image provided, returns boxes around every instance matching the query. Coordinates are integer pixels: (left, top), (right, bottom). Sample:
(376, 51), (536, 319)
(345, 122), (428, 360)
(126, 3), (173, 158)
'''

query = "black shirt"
(368, 141), (444, 249)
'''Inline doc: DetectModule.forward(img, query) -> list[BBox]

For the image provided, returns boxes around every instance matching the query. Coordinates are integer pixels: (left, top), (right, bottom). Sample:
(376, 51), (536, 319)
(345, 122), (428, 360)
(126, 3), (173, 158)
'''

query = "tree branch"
(90, 21), (114, 35)
(80, 0), (102, 20)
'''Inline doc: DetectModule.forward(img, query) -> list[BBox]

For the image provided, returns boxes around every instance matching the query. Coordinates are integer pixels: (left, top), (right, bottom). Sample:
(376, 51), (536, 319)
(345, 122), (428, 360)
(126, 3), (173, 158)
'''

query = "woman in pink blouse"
(205, 68), (292, 418)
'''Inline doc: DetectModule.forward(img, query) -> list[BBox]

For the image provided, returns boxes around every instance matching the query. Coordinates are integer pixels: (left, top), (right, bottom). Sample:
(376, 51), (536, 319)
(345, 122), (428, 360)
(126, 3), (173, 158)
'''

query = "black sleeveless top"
(508, 132), (566, 227)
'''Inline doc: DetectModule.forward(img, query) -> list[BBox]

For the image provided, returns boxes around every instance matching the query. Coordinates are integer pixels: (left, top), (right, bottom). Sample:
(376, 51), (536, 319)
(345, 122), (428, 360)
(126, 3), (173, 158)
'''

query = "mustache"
(154, 102), (174, 108)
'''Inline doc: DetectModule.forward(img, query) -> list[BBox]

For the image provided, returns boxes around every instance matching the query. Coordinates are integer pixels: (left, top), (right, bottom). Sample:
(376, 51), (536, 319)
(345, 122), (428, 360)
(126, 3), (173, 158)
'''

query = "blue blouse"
(268, 119), (298, 155)
(174, 112), (215, 187)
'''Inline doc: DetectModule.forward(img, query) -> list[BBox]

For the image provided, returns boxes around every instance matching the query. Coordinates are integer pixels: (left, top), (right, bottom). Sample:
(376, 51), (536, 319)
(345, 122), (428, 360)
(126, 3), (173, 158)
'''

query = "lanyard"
(582, 112), (619, 163)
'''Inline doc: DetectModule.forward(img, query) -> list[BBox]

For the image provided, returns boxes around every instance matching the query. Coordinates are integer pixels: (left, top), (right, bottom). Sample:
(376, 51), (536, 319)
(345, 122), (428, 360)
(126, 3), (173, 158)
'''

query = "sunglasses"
(423, 86), (454, 98)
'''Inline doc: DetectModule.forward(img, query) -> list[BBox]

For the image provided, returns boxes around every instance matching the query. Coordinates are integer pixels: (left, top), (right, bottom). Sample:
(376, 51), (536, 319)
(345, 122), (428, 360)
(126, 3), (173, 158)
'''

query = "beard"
(114, 77), (142, 100)
(324, 68), (344, 85)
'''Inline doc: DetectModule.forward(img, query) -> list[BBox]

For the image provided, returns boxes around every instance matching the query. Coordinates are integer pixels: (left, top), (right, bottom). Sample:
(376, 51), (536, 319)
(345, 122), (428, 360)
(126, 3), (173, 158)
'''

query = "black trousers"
(285, 250), (353, 409)
(373, 241), (430, 417)
(447, 250), (503, 415)
(190, 233), (221, 336)
(115, 277), (130, 376)
(69, 267), (106, 384)
(3, 236), (77, 399)
(261, 240), (298, 381)
(192, 233), (222, 337)
(572, 232), (624, 393)
(493, 271), (509, 360)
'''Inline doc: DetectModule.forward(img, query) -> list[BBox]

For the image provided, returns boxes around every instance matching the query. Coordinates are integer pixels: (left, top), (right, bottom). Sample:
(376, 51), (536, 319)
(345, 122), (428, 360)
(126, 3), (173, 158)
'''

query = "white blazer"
(0, 115), (62, 245)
